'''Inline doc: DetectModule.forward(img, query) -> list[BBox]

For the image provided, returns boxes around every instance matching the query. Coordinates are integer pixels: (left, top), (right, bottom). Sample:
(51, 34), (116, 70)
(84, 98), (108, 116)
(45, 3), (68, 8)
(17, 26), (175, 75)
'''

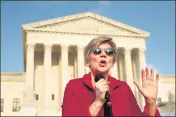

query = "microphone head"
(95, 74), (105, 82)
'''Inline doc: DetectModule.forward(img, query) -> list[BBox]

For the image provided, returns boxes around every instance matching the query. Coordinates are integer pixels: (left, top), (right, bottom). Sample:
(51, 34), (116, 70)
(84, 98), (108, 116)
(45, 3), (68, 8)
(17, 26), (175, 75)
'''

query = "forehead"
(98, 42), (112, 48)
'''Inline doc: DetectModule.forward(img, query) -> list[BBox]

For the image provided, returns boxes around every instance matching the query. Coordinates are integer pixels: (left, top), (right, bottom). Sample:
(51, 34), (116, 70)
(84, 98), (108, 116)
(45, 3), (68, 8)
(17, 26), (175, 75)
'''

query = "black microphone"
(95, 74), (110, 101)
(95, 74), (113, 117)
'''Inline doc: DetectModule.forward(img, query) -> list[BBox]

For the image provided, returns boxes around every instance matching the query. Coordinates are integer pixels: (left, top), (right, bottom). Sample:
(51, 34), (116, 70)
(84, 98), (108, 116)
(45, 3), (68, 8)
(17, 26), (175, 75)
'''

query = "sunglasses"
(90, 48), (115, 56)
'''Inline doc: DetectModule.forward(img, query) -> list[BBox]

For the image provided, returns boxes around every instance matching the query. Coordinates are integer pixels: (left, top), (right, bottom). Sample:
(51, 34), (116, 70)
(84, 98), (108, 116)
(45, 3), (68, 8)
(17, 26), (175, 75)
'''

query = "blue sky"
(1, 1), (175, 75)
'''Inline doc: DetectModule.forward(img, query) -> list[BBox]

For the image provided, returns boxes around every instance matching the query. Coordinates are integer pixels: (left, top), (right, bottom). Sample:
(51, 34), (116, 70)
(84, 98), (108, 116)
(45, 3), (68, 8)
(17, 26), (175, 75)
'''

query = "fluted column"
(118, 56), (123, 81)
(132, 51), (141, 108)
(124, 47), (135, 93)
(44, 44), (52, 110)
(61, 45), (69, 101)
(138, 48), (147, 107)
(111, 62), (118, 79)
(26, 43), (35, 89)
(77, 46), (85, 77)
(138, 48), (146, 71)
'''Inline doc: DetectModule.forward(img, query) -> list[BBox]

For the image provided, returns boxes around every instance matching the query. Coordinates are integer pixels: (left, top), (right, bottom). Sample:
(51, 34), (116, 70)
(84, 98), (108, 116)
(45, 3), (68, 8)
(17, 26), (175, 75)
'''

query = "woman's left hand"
(133, 67), (159, 106)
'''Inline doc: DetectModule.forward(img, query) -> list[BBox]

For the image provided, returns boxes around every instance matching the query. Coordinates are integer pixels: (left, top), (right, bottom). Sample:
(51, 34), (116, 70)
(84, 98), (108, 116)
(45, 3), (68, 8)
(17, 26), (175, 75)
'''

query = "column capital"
(26, 43), (36, 50)
(139, 48), (146, 52)
(61, 44), (69, 51)
(124, 47), (132, 53)
(77, 46), (84, 52)
(44, 44), (53, 51)
(137, 48), (146, 54)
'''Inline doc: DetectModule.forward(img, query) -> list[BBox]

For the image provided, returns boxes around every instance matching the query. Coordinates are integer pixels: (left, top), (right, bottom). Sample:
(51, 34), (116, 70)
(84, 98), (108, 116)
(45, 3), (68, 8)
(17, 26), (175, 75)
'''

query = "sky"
(1, 1), (175, 75)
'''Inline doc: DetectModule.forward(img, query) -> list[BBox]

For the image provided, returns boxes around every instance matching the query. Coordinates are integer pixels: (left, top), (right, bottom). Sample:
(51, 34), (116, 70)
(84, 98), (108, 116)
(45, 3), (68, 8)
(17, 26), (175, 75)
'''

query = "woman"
(62, 36), (160, 116)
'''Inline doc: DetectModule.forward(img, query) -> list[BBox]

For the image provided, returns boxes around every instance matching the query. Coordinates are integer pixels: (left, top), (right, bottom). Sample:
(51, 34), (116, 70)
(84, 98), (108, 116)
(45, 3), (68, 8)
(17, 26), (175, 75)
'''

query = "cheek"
(90, 56), (98, 63)
(89, 57), (98, 67)
(108, 58), (114, 66)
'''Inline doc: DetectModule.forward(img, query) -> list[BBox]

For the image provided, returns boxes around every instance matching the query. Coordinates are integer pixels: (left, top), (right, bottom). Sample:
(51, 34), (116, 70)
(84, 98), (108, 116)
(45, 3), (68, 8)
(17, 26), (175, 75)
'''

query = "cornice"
(1, 72), (26, 82)
(24, 28), (147, 39)
(1, 72), (26, 76)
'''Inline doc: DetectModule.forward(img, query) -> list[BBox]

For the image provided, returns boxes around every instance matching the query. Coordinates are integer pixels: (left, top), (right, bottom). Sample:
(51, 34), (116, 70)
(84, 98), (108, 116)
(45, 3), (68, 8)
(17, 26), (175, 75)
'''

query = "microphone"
(95, 74), (113, 117)
(95, 74), (110, 101)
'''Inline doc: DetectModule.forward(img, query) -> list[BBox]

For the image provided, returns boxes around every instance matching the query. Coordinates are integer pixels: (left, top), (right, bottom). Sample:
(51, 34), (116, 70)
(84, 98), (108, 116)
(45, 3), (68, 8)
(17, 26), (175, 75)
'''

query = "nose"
(100, 50), (107, 57)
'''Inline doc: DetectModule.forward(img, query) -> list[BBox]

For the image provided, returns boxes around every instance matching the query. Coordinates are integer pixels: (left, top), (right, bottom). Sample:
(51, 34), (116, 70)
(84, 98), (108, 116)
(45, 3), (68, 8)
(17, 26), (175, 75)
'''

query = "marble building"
(1, 12), (175, 116)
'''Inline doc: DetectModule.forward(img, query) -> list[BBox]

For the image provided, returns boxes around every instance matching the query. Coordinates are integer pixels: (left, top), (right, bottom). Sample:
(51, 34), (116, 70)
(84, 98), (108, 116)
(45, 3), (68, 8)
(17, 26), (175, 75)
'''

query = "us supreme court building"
(1, 12), (175, 116)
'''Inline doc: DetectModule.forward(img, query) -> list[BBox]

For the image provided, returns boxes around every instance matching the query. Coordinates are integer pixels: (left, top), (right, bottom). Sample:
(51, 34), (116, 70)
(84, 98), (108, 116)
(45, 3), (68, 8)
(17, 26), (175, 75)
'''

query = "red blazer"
(62, 73), (160, 116)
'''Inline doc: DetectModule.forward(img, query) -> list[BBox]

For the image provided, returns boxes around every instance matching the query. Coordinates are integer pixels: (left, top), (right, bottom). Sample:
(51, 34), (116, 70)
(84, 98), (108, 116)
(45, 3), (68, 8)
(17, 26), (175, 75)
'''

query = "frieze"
(25, 29), (147, 38)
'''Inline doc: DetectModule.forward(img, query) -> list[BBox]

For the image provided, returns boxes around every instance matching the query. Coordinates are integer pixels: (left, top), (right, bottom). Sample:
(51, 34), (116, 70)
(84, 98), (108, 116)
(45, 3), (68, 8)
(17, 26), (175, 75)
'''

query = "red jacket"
(62, 73), (160, 116)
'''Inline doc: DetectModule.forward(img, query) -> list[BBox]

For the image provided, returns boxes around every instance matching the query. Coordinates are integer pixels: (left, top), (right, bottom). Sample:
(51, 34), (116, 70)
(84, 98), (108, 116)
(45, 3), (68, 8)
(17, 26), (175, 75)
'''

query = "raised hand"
(133, 67), (159, 105)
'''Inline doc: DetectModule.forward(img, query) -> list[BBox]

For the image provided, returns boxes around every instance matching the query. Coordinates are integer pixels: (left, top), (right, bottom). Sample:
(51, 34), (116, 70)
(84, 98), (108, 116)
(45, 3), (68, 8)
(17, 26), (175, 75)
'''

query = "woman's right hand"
(94, 79), (109, 103)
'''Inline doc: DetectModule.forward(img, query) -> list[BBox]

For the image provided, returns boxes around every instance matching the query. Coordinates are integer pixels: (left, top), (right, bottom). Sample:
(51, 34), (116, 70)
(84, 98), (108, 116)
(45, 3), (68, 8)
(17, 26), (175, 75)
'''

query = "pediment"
(23, 12), (150, 37)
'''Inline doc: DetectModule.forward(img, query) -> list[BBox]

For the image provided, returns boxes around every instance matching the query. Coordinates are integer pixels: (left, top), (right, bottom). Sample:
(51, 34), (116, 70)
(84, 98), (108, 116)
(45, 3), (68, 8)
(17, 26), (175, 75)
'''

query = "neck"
(90, 71), (109, 88)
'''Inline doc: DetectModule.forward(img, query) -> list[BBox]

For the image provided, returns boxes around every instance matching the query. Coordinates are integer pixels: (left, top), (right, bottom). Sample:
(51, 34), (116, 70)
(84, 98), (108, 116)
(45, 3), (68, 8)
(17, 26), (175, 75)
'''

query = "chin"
(97, 68), (109, 73)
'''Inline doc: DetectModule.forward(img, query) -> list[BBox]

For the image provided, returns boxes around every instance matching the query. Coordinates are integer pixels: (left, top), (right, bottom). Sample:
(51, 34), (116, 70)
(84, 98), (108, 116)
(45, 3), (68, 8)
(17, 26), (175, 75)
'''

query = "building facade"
(1, 12), (175, 116)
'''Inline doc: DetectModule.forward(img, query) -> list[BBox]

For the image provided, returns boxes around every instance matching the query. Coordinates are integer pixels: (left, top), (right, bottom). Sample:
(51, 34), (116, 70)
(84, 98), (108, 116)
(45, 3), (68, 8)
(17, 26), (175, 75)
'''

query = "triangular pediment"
(22, 12), (150, 37)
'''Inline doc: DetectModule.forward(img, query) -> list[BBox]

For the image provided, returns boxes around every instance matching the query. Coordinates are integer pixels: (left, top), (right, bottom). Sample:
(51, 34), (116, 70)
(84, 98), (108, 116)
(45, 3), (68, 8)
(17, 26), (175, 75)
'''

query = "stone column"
(26, 43), (35, 89)
(118, 56), (123, 81)
(57, 49), (62, 112)
(61, 45), (69, 101)
(77, 46), (85, 77)
(132, 51), (141, 108)
(44, 44), (52, 110)
(138, 48), (146, 71)
(138, 48), (147, 107)
(74, 55), (77, 78)
(124, 47), (135, 94)
(111, 62), (118, 79)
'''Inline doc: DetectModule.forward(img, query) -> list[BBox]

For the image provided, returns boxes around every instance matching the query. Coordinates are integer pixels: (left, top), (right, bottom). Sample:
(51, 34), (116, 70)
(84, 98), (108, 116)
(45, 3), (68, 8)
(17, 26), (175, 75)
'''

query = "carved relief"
(31, 17), (139, 35)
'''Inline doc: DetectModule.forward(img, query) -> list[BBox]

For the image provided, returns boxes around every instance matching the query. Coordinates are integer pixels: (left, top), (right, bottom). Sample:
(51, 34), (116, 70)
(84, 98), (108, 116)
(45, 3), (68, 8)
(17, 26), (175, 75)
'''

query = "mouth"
(99, 60), (107, 67)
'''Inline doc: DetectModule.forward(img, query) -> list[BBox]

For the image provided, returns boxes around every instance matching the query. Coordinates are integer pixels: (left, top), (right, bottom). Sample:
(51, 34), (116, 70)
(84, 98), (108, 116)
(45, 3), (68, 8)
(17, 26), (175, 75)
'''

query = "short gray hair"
(84, 36), (118, 65)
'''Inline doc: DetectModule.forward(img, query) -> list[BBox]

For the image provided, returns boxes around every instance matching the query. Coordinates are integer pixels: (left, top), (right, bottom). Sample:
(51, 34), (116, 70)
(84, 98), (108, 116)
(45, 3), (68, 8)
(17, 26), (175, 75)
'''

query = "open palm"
(134, 67), (159, 102)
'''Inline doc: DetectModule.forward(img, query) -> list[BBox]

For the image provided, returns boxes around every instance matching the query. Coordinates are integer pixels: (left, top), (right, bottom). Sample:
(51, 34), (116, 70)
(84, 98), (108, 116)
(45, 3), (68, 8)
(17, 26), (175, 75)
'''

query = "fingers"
(95, 79), (109, 93)
(155, 73), (159, 83)
(150, 68), (154, 81)
(98, 79), (107, 85)
(145, 67), (150, 80)
(141, 69), (146, 81)
(141, 67), (159, 83)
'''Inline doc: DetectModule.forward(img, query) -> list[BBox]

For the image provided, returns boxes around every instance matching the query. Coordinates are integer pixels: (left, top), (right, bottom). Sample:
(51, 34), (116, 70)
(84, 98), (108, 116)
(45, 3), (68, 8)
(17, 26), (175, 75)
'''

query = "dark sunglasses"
(90, 48), (115, 56)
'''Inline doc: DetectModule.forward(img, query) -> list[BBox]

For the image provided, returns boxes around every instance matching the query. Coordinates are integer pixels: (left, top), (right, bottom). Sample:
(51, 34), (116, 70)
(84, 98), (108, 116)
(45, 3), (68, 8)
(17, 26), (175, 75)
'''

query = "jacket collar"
(82, 72), (122, 91)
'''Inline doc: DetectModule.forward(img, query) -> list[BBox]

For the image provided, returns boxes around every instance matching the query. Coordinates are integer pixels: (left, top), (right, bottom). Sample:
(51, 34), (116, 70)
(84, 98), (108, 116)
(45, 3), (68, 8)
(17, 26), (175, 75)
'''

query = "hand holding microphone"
(94, 74), (110, 103)
(89, 74), (113, 117)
